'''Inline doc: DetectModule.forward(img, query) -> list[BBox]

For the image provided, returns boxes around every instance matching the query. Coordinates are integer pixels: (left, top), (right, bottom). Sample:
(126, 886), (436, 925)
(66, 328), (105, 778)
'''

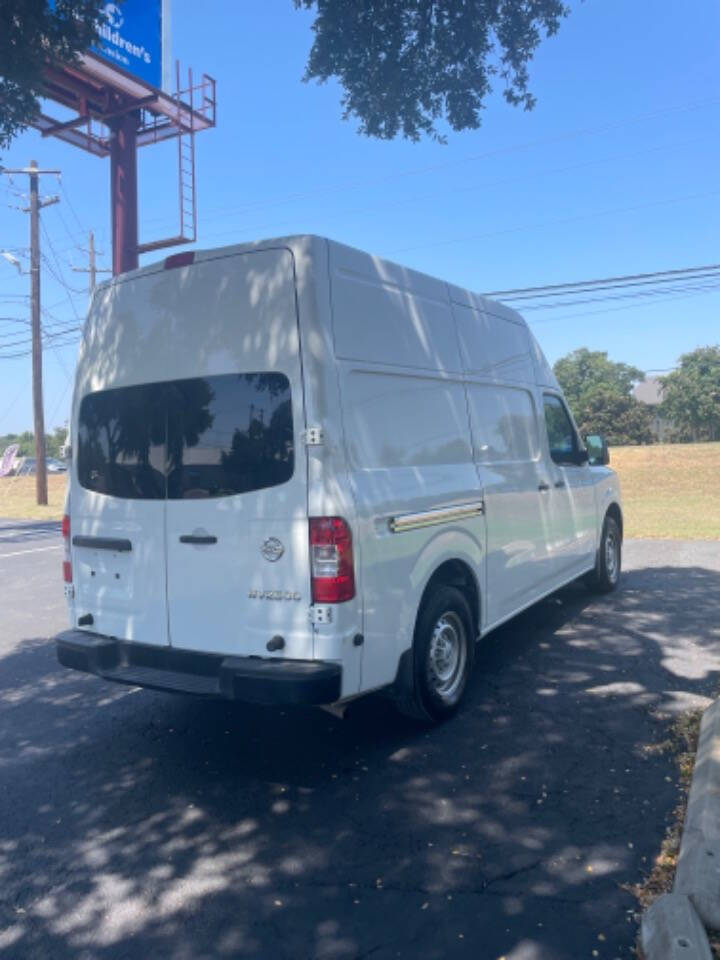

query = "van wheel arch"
(393, 559), (480, 720)
(419, 559), (481, 639)
(605, 502), (623, 541)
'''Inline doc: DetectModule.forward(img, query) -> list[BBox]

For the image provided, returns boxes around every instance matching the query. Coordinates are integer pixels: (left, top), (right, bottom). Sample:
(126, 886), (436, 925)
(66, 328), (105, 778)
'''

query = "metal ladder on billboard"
(177, 63), (197, 247)
(137, 63), (216, 255)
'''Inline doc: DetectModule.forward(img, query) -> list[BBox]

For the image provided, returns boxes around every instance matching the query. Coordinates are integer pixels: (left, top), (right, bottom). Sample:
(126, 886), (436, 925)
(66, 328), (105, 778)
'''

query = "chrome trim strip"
(389, 501), (485, 533)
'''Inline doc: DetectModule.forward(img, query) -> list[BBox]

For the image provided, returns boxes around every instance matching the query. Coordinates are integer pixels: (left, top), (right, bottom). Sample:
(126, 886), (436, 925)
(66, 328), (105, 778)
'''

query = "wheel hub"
(605, 530), (619, 582)
(427, 612), (467, 701)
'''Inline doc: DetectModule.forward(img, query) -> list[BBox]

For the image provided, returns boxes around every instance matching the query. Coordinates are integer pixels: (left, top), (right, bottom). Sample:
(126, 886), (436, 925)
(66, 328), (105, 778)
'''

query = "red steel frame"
(32, 52), (216, 274)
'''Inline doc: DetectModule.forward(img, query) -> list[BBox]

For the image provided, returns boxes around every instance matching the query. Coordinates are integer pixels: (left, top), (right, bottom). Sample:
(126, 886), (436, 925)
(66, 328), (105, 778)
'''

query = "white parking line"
(0, 545), (62, 559)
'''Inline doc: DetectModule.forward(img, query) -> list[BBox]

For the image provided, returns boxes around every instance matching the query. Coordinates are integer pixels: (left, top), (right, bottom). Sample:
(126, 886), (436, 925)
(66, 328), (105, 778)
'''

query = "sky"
(1, 0), (719, 435)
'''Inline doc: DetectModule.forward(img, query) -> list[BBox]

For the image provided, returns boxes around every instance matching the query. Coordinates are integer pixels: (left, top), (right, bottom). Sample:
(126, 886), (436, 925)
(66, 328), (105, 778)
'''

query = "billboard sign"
(0, 444), (19, 477)
(50, 0), (165, 89)
(93, 1), (163, 89)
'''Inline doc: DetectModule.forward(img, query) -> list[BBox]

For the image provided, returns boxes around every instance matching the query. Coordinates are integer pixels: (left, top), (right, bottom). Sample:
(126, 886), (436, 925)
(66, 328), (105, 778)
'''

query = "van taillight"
(62, 513), (72, 583)
(309, 517), (355, 604)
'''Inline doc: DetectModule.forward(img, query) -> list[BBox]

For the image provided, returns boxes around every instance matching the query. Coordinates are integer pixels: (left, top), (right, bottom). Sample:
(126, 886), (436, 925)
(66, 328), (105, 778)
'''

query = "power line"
(0, 336), (81, 360)
(40, 251), (87, 296)
(51, 202), (89, 256)
(0, 381), (28, 424)
(38, 216), (85, 321)
(518, 278), (720, 312)
(47, 376), (72, 428)
(527, 282), (720, 325)
(485, 263), (720, 299)
(58, 177), (87, 235)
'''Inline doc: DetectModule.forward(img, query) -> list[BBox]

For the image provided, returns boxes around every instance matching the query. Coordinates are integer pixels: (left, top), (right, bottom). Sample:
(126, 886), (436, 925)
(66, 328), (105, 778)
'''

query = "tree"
(572, 386), (653, 447)
(554, 348), (645, 414)
(553, 348), (652, 445)
(48, 425), (69, 458)
(0, 0), (103, 154)
(294, 0), (569, 141)
(0, 426), (68, 458)
(660, 346), (720, 442)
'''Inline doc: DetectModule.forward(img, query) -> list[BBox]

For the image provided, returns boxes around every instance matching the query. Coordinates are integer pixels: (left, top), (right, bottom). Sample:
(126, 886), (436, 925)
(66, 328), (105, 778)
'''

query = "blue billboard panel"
(92, 1), (163, 88)
(49, 0), (164, 89)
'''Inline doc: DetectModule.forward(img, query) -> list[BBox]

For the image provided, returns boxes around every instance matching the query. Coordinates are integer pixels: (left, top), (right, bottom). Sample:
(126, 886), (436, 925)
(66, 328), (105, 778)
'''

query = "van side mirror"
(585, 434), (609, 466)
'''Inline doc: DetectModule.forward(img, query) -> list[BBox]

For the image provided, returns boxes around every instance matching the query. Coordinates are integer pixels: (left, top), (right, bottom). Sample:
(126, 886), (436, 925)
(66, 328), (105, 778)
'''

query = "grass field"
(0, 475), (67, 521)
(611, 441), (720, 540)
(1, 442), (718, 539)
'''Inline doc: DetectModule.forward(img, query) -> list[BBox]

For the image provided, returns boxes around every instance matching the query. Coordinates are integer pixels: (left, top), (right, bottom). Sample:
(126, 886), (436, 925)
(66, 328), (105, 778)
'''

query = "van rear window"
(78, 373), (294, 500)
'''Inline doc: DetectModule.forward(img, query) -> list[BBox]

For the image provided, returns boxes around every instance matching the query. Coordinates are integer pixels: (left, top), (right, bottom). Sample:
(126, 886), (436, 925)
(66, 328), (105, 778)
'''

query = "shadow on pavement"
(0, 563), (718, 959)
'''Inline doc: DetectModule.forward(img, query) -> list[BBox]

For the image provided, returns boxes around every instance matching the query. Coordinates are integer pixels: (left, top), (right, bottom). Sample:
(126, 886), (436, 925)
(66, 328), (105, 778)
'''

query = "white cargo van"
(56, 236), (622, 721)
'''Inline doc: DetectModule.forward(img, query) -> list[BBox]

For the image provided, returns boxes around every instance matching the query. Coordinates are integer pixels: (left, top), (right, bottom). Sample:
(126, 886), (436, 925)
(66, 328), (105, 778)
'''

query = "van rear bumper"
(55, 630), (342, 706)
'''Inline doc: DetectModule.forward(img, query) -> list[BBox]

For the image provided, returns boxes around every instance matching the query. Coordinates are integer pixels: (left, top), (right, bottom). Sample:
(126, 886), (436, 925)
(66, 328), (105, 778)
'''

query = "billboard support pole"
(109, 111), (139, 275)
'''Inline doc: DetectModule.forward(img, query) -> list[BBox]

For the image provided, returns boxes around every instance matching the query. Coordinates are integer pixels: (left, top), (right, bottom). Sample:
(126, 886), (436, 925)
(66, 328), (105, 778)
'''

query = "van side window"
(467, 385), (538, 463)
(78, 373), (294, 500)
(343, 372), (472, 468)
(543, 394), (578, 465)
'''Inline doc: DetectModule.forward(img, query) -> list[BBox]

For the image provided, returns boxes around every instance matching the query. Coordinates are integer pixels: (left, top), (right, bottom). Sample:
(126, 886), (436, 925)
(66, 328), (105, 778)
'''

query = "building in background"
(633, 376), (671, 442)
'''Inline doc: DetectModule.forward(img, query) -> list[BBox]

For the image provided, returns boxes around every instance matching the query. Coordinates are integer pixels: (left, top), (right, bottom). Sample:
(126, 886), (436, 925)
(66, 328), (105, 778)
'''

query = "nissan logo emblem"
(261, 537), (285, 562)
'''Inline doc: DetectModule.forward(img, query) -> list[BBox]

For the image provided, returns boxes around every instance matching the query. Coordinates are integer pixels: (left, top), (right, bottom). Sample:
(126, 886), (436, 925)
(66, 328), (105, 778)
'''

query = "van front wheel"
(396, 586), (474, 722)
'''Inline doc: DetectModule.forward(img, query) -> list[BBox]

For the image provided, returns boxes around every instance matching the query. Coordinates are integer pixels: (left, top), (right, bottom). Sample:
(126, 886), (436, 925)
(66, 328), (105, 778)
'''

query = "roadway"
(1, 522), (719, 959)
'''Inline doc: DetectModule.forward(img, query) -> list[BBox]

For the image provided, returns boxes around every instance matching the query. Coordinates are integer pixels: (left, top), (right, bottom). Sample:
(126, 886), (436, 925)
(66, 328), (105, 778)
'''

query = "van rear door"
(73, 381), (168, 645)
(73, 247), (309, 658)
(161, 250), (311, 658)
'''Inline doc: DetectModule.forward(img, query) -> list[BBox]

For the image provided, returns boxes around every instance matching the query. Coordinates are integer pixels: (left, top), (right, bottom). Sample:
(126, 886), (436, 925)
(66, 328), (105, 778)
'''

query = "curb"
(641, 698), (720, 959)
(641, 893), (711, 960)
(675, 698), (720, 928)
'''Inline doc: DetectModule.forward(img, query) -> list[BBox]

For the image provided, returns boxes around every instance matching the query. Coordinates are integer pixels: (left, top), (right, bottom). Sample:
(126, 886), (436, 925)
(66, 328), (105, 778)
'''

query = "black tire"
(585, 515), (622, 594)
(395, 586), (475, 723)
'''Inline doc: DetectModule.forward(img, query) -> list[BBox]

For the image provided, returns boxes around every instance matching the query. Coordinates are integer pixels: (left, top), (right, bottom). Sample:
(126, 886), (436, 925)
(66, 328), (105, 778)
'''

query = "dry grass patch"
(631, 710), (720, 957)
(0, 475), (66, 521)
(1, 443), (718, 538)
(611, 442), (720, 540)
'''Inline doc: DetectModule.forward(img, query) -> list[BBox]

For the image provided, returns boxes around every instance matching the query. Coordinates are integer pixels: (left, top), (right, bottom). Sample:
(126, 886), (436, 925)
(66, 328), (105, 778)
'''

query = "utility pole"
(72, 231), (111, 294)
(1, 161), (59, 506)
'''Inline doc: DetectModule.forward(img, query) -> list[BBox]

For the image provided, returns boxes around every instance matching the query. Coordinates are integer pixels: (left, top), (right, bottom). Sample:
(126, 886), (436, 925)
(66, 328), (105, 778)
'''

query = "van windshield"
(77, 373), (294, 500)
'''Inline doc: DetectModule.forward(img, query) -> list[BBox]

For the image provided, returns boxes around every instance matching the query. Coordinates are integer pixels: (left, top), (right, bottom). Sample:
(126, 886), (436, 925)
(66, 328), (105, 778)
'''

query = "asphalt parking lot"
(1, 520), (719, 960)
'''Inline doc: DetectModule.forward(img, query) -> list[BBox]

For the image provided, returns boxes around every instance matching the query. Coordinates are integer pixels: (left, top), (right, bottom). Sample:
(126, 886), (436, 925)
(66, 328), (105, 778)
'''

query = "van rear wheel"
(395, 586), (474, 723)
(585, 515), (621, 594)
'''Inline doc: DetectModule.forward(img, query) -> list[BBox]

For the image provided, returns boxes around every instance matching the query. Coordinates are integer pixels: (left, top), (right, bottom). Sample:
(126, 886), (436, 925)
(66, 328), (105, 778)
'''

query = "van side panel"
(450, 301), (557, 625)
(464, 380), (556, 622)
(328, 242), (484, 692)
(455, 303), (536, 384)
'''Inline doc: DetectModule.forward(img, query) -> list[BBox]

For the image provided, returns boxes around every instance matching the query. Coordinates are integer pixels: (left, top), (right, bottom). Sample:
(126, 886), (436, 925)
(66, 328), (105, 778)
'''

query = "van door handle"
(554, 480), (566, 489)
(538, 482), (550, 492)
(179, 534), (218, 545)
(72, 535), (132, 552)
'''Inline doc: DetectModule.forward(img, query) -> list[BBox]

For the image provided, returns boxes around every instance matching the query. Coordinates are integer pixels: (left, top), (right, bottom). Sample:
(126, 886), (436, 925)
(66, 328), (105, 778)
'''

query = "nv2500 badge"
(248, 589), (301, 601)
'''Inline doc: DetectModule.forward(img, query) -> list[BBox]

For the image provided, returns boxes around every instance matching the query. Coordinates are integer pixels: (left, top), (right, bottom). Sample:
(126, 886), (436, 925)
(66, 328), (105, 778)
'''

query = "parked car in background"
(56, 235), (623, 722)
(10, 457), (68, 476)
